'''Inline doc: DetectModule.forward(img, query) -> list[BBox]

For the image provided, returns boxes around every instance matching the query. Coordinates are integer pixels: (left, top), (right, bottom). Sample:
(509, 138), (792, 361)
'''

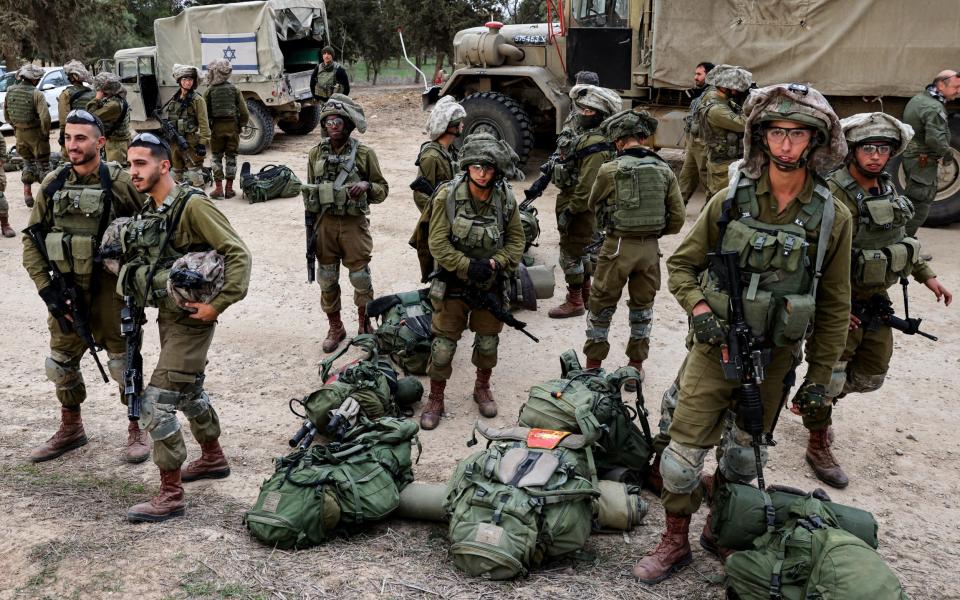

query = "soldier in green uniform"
(632, 83), (853, 583)
(695, 64), (754, 200)
(3, 64), (51, 208)
(310, 46), (350, 102)
(419, 133), (526, 430)
(203, 59), (249, 200)
(87, 73), (131, 166)
(901, 70), (960, 236)
(57, 61), (94, 158)
(161, 64), (210, 187)
(306, 94), (389, 352)
(0, 135), (11, 237)
(21, 110), (149, 464)
(121, 133), (251, 522)
(548, 84), (621, 319)
(583, 109), (685, 380)
(677, 61), (713, 204)
(799, 112), (953, 488)
(412, 95), (464, 213)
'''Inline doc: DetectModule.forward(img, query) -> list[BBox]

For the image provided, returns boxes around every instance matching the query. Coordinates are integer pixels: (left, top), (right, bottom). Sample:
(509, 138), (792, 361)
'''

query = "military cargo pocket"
(769, 231), (806, 273)
(884, 243), (910, 275)
(864, 199), (895, 228)
(742, 288), (774, 339)
(699, 270), (730, 322)
(70, 235), (94, 276)
(856, 249), (888, 287)
(301, 184), (322, 213)
(450, 215), (474, 243)
(772, 293), (815, 346)
(45, 231), (70, 272)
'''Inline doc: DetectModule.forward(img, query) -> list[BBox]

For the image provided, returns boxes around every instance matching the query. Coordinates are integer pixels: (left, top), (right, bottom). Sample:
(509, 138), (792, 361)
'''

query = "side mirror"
(41, 83), (55, 91)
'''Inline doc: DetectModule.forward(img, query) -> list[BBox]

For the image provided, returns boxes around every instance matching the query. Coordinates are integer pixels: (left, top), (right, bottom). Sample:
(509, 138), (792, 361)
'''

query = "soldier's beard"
(69, 147), (99, 167)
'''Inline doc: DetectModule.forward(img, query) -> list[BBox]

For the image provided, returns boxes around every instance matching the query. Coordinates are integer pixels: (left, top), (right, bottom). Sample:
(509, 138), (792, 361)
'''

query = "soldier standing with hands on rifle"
(633, 84), (853, 584)
(21, 110), (148, 464)
(160, 64), (210, 188)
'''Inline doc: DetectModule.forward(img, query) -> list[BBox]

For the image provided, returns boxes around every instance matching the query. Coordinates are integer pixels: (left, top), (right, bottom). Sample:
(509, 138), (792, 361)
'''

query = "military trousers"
(171, 133), (205, 187)
(314, 213), (374, 313)
(148, 310), (221, 471)
(584, 235), (660, 363)
(555, 203), (597, 286)
(678, 137), (707, 204)
(662, 341), (799, 515)
(902, 155), (939, 236)
(0, 162), (7, 214)
(427, 297), (504, 381)
(704, 158), (735, 201)
(105, 137), (130, 167)
(15, 126), (51, 185)
(209, 119), (240, 181)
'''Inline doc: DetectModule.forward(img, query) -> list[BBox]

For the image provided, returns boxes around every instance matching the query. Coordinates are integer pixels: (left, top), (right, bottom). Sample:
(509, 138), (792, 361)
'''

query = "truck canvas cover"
(651, 0), (960, 97)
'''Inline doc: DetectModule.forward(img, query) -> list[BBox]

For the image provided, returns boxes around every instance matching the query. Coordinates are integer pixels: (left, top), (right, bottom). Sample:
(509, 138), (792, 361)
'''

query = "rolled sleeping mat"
(396, 481), (448, 523)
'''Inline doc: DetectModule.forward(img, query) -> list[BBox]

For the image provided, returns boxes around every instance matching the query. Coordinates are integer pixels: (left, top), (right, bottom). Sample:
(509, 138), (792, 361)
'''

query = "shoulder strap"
(332, 138), (360, 191)
(139, 189), (197, 306)
(810, 192), (836, 300)
(68, 87), (91, 106)
(570, 141), (614, 162)
(105, 98), (129, 137)
(444, 175), (467, 226)
(42, 166), (74, 225)
(714, 169), (746, 252)
(88, 162), (115, 301)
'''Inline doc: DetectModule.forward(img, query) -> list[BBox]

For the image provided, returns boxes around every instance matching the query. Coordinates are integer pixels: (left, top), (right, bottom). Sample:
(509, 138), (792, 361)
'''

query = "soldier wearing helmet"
(582, 109), (685, 382)
(633, 84), (854, 584)
(87, 73), (131, 166)
(3, 64), (51, 207)
(420, 132), (526, 430)
(412, 95), (465, 213)
(306, 94), (389, 353)
(796, 112), (952, 488)
(694, 64), (754, 200)
(203, 59), (249, 199)
(160, 64), (210, 187)
(548, 84), (621, 319)
(57, 61), (94, 156)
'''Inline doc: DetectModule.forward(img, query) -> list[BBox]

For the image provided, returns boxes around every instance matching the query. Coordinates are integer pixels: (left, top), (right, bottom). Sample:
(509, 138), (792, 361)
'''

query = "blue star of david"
(223, 46), (237, 61)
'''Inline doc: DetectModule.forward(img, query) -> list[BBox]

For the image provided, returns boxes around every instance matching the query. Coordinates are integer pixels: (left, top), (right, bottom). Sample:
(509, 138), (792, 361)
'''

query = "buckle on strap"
(768, 574), (783, 600)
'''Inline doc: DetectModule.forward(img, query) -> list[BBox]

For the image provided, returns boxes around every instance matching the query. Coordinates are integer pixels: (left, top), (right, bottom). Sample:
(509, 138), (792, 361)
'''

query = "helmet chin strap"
(850, 157), (884, 181)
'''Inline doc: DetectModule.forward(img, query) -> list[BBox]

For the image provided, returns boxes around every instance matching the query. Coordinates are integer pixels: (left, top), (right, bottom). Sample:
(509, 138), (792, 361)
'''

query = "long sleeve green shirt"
(902, 91), (951, 159)
(306, 139), (389, 206)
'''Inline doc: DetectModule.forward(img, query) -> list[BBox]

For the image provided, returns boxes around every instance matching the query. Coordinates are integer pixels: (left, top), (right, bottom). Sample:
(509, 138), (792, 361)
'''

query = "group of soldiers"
(4, 50), (956, 585)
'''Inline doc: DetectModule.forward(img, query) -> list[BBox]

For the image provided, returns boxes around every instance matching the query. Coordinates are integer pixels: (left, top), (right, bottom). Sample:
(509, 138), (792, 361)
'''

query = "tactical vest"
(699, 173), (836, 347)
(104, 97), (131, 140)
(551, 129), (610, 190)
(5, 84), (41, 126)
(303, 138), (367, 216)
(828, 169), (920, 289)
(42, 164), (118, 280)
(66, 85), (94, 110)
(684, 93), (705, 137)
(697, 95), (744, 163)
(443, 175), (512, 259)
(208, 83), (238, 119)
(165, 92), (200, 136)
(313, 63), (340, 99)
(607, 152), (669, 234)
(415, 142), (455, 183)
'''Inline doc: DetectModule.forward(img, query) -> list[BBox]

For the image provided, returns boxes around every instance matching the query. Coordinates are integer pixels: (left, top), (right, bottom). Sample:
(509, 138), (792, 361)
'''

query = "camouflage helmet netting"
(206, 58), (233, 86)
(840, 112), (914, 156)
(457, 132), (523, 180)
(319, 93), (367, 134)
(601, 108), (659, 141)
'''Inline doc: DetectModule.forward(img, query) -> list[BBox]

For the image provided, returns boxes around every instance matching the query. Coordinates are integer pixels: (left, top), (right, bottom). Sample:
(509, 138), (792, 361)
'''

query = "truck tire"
(460, 91), (535, 165)
(278, 104), (321, 135)
(889, 143), (960, 227)
(239, 98), (275, 155)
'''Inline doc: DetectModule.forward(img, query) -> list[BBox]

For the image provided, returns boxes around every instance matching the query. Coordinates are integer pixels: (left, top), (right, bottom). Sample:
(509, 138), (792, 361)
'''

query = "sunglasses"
(857, 144), (892, 156)
(468, 164), (495, 173)
(66, 109), (104, 132)
(323, 116), (345, 127)
(131, 132), (173, 157)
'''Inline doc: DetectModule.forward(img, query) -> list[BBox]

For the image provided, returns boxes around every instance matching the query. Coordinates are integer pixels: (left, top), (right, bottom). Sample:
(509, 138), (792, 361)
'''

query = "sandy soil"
(1, 86), (959, 600)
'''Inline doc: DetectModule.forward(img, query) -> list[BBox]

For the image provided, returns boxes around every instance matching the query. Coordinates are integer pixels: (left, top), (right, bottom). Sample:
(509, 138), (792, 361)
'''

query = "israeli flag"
(200, 33), (258, 74)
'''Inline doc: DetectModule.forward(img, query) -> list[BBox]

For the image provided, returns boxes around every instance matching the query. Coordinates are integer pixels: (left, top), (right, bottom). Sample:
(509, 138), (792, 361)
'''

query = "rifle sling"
(332, 138), (360, 191)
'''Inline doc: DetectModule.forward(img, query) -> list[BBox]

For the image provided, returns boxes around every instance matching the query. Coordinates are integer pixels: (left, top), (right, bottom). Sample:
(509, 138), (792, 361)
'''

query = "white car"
(0, 67), (73, 134)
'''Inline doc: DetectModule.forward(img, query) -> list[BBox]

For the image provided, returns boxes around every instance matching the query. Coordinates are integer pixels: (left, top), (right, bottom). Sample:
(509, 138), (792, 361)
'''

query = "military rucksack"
(444, 422), (601, 579)
(245, 416), (420, 549)
(240, 162), (302, 203)
(517, 350), (654, 482)
(725, 496), (908, 600)
(366, 290), (433, 375)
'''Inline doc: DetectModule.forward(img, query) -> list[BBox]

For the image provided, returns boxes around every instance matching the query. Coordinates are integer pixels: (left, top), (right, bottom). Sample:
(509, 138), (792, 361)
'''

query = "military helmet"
(166, 250), (225, 312)
(63, 60), (92, 84)
(394, 377), (424, 407)
(17, 64), (44, 81)
(569, 84), (623, 116)
(458, 132), (523, 180)
(706, 64), (754, 93)
(319, 93), (367, 133)
(840, 112), (914, 156)
(206, 58), (233, 86)
(425, 95), (466, 141)
(94, 72), (122, 96)
(100, 217), (132, 276)
(601, 108), (659, 141)
(172, 64), (199, 82)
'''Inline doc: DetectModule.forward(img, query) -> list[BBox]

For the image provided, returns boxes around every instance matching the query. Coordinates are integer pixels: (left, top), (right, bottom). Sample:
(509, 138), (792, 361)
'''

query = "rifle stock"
(121, 295), (145, 420)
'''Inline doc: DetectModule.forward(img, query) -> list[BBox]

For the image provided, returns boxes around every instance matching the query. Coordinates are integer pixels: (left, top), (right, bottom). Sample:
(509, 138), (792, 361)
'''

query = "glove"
(39, 286), (69, 321)
(791, 380), (829, 417)
(194, 143), (207, 157)
(467, 258), (496, 284)
(691, 311), (727, 345)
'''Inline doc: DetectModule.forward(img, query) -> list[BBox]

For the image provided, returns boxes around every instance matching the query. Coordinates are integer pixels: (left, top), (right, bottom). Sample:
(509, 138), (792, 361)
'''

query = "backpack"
(366, 290), (433, 375)
(725, 496), (908, 600)
(244, 416), (419, 549)
(240, 162), (302, 203)
(444, 422), (601, 579)
(517, 349), (653, 482)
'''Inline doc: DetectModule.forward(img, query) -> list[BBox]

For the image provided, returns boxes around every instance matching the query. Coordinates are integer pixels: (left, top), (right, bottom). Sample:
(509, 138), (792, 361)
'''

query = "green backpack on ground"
(366, 290), (433, 375)
(245, 416), (420, 549)
(240, 162), (302, 203)
(517, 349), (653, 482)
(444, 422), (601, 580)
(725, 496), (908, 600)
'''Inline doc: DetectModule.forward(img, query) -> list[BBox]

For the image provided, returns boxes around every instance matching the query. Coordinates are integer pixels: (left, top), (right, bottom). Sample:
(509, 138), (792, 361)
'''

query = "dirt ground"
(1, 86), (959, 600)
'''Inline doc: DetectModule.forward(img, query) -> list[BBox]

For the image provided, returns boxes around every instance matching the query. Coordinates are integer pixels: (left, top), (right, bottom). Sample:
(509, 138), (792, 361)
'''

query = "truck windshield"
(572, 0), (629, 28)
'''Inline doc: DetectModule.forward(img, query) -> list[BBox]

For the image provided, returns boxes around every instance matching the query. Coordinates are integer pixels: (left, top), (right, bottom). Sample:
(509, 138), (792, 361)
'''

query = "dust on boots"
(29, 407), (88, 462)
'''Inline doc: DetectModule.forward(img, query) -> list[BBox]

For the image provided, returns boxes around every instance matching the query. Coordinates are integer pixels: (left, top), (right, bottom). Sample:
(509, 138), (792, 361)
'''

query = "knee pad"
(843, 371), (885, 395)
(178, 390), (212, 420)
(659, 379), (679, 435)
(186, 169), (204, 187)
(107, 352), (125, 386)
(825, 360), (848, 398)
(585, 306), (616, 340)
(45, 355), (82, 390)
(629, 307), (654, 339)
(661, 441), (709, 494)
(718, 422), (768, 484)
(140, 385), (181, 441)
(348, 266), (373, 293)
(317, 262), (340, 293)
(473, 333), (499, 357)
(430, 336), (457, 368)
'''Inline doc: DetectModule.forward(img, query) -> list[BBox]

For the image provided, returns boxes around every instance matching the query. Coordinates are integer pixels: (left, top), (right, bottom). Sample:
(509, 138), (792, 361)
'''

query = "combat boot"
(29, 407), (88, 462)
(473, 368), (497, 418)
(123, 420), (151, 464)
(585, 358), (602, 370)
(582, 277), (592, 307)
(211, 180), (224, 199)
(624, 360), (645, 393)
(0, 214), (14, 238)
(23, 184), (34, 208)
(127, 469), (186, 522)
(548, 285), (585, 318)
(181, 440), (230, 482)
(806, 427), (849, 488)
(322, 311), (347, 353)
(357, 306), (374, 335)
(225, 179), (236, 198)
(632, 512), (693, 583)
(420, 379), (446, 430)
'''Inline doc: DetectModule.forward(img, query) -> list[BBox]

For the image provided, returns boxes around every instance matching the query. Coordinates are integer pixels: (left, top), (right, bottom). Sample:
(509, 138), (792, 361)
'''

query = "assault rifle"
(289, 420), (318, 450)
(708, 250), (773, 490)
(409, 175), (436, 198)
(152, 109), (190, 151)
(305, 210), (317, 283)
(121, 295), (145, 420)
(23, 224), (109, 383)
(851, 279), (938, 341)
(521, 152), (558, 209)
(429, 269), (540, 343)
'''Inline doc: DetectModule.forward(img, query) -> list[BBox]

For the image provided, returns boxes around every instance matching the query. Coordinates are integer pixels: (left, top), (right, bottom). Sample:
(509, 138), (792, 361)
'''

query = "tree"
(513, 0), (546, 24)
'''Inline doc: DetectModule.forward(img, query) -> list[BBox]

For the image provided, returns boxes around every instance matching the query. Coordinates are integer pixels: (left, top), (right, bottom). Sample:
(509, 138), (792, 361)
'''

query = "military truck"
(434, 0), (960, 225)
(113, 0), (330, 154)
